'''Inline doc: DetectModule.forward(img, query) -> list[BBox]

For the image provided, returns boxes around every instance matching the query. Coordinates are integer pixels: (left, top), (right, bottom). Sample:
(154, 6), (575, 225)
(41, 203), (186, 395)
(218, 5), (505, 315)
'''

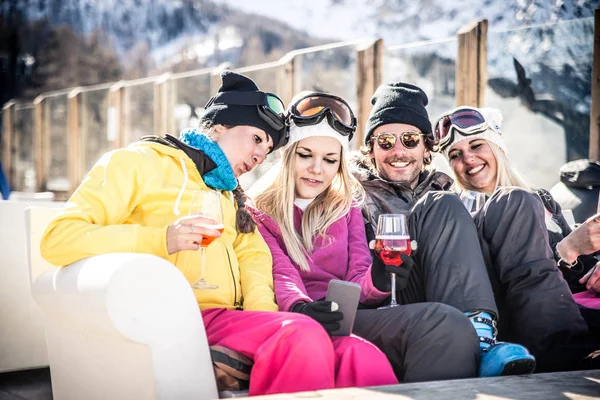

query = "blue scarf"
(179, 128), (238, 191)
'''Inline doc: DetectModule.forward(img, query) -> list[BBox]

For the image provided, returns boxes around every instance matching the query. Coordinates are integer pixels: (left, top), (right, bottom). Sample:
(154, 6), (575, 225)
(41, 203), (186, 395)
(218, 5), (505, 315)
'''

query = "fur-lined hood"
(348, 150), (378, 181)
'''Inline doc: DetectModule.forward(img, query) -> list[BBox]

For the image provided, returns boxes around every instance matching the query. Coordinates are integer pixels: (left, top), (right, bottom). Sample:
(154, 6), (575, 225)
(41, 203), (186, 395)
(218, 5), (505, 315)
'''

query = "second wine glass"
(188, 190), (224, 290)
(459, 190), (487, 215)
(374, 214), (412, 309)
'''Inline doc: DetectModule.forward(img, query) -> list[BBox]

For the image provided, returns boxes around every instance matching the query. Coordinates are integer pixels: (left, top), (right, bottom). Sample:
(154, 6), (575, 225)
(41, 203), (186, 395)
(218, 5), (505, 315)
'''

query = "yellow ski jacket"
(40, 138), (277, 312)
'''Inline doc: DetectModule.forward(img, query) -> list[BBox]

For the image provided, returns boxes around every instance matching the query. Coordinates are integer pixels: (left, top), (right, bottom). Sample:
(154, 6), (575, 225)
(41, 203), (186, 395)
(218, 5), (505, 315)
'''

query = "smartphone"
(325, 280), (361, 336)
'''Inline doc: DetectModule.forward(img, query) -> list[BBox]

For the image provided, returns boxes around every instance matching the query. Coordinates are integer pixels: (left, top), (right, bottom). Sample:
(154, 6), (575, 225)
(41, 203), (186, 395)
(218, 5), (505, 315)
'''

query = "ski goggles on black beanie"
(201, 71), (289, 152)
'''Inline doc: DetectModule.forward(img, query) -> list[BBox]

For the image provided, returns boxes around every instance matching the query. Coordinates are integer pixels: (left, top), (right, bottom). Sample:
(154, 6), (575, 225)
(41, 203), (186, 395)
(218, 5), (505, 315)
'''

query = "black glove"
(291, 301), (344, 334)
(371, 253), (415, 292)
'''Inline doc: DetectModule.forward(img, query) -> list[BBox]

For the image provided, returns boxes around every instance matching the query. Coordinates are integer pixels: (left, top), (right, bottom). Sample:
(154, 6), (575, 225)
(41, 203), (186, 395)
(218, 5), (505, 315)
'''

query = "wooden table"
(248, 370), (600, 400)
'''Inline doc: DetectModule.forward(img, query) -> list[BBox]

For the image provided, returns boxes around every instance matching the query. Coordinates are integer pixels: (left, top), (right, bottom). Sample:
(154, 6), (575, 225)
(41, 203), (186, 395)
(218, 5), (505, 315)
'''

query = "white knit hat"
(442, 107), (506, 159)
(286, 118), (350, 153)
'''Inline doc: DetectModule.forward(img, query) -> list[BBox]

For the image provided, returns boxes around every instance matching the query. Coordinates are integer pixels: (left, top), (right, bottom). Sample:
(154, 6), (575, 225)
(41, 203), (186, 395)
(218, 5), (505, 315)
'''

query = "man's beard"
(377, 155), (422, 188)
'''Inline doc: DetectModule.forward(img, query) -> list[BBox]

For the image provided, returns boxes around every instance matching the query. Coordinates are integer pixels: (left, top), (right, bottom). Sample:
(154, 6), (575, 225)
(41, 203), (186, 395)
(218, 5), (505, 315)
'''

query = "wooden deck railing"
(2, 9), (599, 196)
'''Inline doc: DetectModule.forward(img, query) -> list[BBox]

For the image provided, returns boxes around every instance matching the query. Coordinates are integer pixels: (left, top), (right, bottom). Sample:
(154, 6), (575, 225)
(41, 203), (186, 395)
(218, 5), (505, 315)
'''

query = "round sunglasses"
(372, 131), (424, 151)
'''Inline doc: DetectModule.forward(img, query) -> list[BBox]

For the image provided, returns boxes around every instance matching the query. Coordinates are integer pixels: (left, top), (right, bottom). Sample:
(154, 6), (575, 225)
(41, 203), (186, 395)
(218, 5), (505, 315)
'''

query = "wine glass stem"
(199, 246), (207, 283)
(390, 273), (397, 306)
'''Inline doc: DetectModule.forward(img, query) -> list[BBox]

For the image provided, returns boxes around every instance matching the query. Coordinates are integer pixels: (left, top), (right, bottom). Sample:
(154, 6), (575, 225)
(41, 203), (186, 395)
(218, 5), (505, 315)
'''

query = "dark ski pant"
(365, 190), (593, 376)
(397, 192), (498, 315)
(353, 302), (479, 382)
(358, 192), (490, 382)
(474, 187), (594, 372)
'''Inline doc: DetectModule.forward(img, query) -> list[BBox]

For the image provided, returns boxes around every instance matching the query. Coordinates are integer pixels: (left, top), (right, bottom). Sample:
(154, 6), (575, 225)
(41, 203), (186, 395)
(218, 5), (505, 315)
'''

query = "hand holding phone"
(292, 301), (343, 334)
(326, 280), (361, 336)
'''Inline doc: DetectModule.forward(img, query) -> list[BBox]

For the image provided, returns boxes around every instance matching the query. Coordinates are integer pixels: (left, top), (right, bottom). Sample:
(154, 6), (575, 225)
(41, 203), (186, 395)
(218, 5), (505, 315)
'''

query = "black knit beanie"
(364, 82), (432, 145)
(200, 70), (285, 150)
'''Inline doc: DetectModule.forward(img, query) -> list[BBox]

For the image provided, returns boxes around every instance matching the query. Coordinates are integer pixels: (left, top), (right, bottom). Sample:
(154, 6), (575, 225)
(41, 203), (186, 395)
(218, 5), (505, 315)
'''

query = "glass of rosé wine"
(188, 190), (224, 290)
(375, 214), (411, 309)
(459, 190), (486, 216)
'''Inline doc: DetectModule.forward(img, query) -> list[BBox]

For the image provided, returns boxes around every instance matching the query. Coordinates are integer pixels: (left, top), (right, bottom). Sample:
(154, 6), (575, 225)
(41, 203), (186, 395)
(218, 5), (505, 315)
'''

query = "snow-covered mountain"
(24, 0), (225, 53)
(19, 0), (599, 70)
(17, 0), (328, 69)
(213, 0), (599, 45)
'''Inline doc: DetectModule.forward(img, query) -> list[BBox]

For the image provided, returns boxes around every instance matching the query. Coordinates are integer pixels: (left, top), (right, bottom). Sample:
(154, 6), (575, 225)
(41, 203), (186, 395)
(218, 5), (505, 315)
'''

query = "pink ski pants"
(202, 308), (397, 395)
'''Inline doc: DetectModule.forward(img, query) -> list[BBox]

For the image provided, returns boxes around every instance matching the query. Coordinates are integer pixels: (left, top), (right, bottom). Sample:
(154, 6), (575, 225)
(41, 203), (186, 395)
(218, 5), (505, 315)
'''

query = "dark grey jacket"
(350, 153), (453, 242)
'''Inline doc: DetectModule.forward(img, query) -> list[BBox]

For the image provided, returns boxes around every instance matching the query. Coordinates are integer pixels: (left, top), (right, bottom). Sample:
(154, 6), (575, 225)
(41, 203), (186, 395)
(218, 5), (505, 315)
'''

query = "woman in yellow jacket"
(40, 71), (377, 395)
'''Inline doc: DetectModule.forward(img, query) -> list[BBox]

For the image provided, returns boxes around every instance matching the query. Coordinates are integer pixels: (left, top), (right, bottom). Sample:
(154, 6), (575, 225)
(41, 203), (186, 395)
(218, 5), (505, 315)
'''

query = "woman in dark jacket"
(435, 105), (599, 371)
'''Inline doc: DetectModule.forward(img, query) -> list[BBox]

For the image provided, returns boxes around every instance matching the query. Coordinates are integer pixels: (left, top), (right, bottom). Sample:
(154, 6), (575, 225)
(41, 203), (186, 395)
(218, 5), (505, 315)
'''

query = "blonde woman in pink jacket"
(251, 91), (483, 383)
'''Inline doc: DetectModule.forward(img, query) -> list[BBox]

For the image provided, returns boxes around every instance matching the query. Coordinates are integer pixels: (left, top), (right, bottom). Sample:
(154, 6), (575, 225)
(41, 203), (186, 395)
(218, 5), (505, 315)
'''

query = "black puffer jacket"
(350, 152), (453, 242)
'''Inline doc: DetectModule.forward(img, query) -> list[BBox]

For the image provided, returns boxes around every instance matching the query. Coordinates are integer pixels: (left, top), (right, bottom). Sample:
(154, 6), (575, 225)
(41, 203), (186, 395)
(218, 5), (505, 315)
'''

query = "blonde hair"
(452, 140), (531, 194)
(254, 142), (365, 272)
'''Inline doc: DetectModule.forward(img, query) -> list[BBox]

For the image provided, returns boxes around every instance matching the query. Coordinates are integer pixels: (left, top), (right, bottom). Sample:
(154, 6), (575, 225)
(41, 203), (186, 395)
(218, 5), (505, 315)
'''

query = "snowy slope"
(214, 0), (599, 44)
(19, 0), (599, 69)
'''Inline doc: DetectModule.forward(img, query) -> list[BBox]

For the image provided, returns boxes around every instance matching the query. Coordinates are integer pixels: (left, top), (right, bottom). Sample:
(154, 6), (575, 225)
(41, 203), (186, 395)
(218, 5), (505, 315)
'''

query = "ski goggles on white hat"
(288, 93), (356, 140)
(434, 107), (500, 152)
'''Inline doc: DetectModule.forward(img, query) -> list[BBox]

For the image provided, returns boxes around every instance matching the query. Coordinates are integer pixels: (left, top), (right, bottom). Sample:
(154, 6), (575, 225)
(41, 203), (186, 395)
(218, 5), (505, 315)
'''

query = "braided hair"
(232, 186), (257, 234)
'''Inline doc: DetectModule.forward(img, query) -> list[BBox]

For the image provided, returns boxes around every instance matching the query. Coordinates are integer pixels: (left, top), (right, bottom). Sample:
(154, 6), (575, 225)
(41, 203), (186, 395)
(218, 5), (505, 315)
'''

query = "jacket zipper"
(223, 243), (241, 309)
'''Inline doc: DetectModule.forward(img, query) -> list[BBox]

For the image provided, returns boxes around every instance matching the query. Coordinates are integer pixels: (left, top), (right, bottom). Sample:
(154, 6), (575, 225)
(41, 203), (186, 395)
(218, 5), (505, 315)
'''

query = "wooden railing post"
(355, 39), (383, 149)
(154, 73), (172, 136)
(166, 77), (175, 135)
(121, 84), (131, 147)
(590, 6), (600, 162)
(2, 101), (15, 188)
(108, 81), (125, 150)
(33, 95), (49, 191)
(456, 20), (488, 107)
(67, 88), (82, 191)
(277, 53), (299, 106)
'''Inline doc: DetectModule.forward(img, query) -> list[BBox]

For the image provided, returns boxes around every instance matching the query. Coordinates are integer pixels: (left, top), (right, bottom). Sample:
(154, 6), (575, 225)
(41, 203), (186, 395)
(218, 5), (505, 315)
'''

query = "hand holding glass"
(188, 190), (224, 290)
(374, 214), (411, 309)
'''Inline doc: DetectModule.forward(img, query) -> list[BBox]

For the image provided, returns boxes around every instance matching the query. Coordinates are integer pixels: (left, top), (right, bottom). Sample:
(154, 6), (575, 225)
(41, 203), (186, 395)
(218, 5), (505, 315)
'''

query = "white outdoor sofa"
(24, 205), (220, 400)
(0, 200), (63, 373)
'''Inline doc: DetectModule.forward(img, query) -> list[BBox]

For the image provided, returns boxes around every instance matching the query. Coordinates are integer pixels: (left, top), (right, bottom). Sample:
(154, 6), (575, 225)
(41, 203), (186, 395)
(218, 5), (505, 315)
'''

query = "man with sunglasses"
(352, 82), (536, 378)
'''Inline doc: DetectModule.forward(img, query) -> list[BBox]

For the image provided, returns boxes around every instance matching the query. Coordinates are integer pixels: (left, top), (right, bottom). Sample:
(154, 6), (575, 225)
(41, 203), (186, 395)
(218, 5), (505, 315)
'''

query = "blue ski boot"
(466, 311), (536, 377)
